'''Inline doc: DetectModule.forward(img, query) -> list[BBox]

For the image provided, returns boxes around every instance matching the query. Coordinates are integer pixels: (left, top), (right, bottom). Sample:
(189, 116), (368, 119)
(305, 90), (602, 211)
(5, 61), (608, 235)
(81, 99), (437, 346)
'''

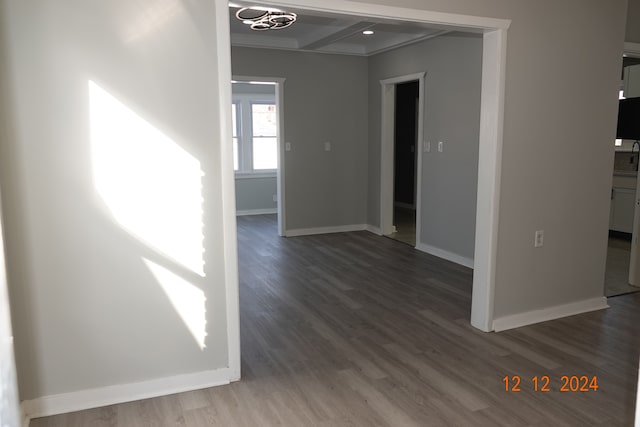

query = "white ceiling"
(228, 3), (453, 56)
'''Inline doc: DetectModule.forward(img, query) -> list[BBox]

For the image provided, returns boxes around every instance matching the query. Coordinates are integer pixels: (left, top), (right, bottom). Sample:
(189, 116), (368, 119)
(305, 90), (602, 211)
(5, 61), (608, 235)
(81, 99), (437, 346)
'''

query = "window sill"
(234, 171), (277, 180)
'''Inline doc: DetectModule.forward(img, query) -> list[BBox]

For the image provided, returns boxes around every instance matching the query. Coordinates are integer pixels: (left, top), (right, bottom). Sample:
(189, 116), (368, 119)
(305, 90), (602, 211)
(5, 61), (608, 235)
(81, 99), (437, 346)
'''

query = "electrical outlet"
(324, 141), (331, 151)
(438, 141), (444, 152)
(534, 230), (544, 247)
(424, 141), (431, 152)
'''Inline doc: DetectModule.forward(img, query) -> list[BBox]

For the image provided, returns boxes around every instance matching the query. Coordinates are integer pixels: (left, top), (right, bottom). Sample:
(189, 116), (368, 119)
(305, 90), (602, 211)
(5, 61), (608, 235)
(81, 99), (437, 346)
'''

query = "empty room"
(1, 0), (639, 426)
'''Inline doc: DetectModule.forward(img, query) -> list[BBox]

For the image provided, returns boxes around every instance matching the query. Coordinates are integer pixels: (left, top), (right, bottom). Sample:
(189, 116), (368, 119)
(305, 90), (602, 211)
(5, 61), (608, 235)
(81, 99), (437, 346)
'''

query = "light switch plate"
(285, 142), (291, 151)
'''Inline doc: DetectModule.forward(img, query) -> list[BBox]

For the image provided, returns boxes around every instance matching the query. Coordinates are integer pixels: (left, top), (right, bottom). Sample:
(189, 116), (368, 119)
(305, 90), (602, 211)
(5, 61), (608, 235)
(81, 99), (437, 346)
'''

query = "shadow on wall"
(88, 80), (208, 350)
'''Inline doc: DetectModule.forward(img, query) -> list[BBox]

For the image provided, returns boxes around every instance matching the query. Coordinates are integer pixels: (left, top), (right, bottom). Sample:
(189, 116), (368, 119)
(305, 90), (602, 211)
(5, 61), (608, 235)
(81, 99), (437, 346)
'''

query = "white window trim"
(232, 93), (277, 175)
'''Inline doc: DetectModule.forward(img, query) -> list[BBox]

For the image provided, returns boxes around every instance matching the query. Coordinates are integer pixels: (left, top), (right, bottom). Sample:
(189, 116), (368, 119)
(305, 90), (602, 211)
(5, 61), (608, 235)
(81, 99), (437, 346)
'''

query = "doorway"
(231, 77), (286, 237)
(388, 80), (420, 247)
(216, 1), (510, 356)
(610, 48), (640, 297)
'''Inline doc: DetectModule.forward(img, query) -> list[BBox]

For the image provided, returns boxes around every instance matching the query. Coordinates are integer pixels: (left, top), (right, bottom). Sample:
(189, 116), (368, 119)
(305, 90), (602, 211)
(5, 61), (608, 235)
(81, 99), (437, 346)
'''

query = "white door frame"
(0, 196), (21, 427)
(380, 72), (426, 247)
(623, 42), (640, 287)
(378, 30), (508, 333)
(215, 4), (510, 372)
(232, 75), (287, 237)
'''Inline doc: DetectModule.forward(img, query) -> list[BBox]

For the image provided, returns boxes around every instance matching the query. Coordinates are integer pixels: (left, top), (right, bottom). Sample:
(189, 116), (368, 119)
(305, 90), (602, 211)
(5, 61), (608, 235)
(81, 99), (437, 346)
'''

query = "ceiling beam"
(299, 22), (375, 50)
(367, 30), (451, 56)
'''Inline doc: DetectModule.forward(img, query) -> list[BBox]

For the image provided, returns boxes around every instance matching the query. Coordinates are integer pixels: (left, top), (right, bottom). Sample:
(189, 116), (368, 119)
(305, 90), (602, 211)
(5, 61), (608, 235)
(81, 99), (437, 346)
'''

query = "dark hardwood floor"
(32, 214), (640, 426)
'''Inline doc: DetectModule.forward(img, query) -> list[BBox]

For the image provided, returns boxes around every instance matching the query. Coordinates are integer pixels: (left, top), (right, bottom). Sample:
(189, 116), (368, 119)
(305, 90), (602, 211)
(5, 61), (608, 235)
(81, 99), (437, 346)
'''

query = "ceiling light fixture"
(236, 7), (296, 31)
(362, 30), (374, 35)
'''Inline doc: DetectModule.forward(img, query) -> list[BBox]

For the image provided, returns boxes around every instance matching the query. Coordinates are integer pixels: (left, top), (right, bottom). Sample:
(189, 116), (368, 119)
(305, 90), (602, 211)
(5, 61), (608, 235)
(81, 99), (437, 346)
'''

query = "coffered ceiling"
(228, 3), (454, 56)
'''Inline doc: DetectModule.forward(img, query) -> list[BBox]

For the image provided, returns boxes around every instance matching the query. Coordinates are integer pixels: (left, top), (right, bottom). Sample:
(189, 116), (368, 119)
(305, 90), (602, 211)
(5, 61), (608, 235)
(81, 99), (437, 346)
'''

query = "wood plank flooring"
(605, 234), (640, 297)
(388, 206), (416, 247)
(32, 214), (640, 426)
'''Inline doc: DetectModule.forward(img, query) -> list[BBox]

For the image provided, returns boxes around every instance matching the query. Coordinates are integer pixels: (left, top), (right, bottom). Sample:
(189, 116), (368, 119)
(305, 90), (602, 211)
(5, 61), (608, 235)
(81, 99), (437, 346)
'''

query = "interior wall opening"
(608, 51), (640, 297)
(220, 0), (509, 345)
(388, 80), (419, 247)
(231, 77), (285, 236)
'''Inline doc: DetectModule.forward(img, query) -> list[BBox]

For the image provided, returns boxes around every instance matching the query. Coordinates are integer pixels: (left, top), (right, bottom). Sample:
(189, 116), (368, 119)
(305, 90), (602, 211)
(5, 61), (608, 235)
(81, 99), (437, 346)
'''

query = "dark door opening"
(389, 80), (419, 246)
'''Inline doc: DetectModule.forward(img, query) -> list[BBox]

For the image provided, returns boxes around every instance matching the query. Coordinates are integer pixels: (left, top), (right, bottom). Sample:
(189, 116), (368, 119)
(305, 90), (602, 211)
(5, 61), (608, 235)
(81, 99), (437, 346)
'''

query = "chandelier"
(236, 7), (297, 31)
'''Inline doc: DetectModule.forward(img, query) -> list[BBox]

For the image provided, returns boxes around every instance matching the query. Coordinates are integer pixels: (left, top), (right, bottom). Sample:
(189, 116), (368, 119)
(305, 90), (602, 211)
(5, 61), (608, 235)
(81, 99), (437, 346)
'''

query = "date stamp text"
(502, 375), (599, 392)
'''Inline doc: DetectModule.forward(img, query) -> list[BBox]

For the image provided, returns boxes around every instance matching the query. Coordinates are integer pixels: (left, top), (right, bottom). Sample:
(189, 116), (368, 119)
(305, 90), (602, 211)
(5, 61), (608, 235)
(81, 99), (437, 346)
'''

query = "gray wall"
(235, 177), (277, 212)
(368, 34), (482, 261)
(627, 0), (640, 43)
(0, 0), (230, 399)
(356, 0), (626, 319)
(231, 47), (369, 230)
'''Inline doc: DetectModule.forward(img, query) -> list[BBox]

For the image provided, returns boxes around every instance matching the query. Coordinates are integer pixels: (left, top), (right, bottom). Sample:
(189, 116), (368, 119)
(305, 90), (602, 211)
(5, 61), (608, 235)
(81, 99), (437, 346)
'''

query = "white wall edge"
(213, 0), (242, 383)
(415, 243), (474, 269)
(635, 359), (640, 426)
(470, 28), (508, 332)
(236, 208), (277, 216)
(285, 224), (368, 237)
(492, 297), (609, 332)
(365, 225), (383, 235)
(21, 367), (235, 420)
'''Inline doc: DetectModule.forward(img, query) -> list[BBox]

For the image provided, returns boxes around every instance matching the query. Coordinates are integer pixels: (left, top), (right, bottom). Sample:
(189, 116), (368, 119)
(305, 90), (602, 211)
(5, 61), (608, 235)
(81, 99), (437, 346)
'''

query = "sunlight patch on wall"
(143, 259), (207, 349)
(89, 80), (205, 276)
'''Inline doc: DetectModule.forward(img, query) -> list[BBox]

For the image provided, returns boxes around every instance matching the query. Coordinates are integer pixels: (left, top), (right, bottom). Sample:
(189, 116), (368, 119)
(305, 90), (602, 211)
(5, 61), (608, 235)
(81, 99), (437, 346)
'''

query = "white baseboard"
(236, 208), (277, 216)
(365, 225), (383, 235)
(415, 243), (474, 268)
(492, 297), (609, 332)
(22, 367), (237, 420)
(285, 224), (368, 237)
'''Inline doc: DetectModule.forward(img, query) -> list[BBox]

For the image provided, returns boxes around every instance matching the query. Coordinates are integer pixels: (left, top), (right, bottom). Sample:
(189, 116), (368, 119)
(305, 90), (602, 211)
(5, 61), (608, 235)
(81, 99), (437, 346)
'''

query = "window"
(232, 93), (277, 174)
(251, 103), (277, 170)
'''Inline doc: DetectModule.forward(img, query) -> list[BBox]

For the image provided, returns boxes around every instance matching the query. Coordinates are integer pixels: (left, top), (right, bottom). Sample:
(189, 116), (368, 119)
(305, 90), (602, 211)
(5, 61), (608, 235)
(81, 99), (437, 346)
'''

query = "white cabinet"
(610, 187), (636, 233)
(624, 64), (640, 98)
